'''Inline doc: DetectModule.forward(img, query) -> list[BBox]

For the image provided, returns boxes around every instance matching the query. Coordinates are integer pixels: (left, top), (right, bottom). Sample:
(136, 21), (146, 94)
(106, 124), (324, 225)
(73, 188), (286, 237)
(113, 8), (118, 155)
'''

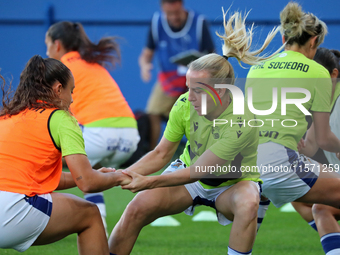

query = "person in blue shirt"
(139, 0), (215, 149)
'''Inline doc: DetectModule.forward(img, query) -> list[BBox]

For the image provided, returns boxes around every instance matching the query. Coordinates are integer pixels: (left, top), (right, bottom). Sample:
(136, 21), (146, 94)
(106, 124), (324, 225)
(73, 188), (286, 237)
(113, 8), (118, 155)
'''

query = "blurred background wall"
(0, 0), (339, 111)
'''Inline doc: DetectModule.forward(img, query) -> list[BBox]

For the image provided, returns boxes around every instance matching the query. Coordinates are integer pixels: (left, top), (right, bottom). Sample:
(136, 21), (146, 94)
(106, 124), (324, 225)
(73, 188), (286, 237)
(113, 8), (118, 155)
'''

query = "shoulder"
(248, 51), (330, 78)
(50, 110), (79, 128)
(173, 92), (190, 110)
(151, 11), (161, 25)
(308, 59), (330, 78)
(168, 92), (190, 121)
(219, 102), (258, 138)
(190, 10), (206, 24)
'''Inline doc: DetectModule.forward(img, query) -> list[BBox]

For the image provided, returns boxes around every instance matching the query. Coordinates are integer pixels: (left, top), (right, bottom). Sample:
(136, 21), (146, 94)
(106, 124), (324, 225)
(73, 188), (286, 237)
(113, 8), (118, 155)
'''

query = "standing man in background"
(139, 0), (215, 149)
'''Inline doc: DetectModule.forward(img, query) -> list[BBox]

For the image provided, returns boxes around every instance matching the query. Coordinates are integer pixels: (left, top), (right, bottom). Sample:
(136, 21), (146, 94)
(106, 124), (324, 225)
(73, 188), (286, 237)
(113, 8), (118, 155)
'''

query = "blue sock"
(321, 233), (340, 254)
(308, 220), (318, 231)
(84, 192), (105, 204)
(228, 246), (252, 255)
(257, 199), (270, 232)
(84, 192), (106, 216)
(84, 192), (108, 234)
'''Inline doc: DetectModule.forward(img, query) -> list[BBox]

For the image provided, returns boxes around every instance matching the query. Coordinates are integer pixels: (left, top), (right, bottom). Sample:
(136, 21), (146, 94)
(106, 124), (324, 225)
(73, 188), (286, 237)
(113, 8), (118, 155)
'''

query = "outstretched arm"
(64, 154), (131, 193)
(122, 150), (227, 193)
(298, 123), (319, 157)
(125, 136), (180, 176)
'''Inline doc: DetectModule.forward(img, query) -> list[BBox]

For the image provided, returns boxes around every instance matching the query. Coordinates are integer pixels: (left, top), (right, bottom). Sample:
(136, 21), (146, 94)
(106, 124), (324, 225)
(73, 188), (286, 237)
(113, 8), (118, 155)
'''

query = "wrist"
(148, 175), (159, 189)
(115, 172), (125, 186)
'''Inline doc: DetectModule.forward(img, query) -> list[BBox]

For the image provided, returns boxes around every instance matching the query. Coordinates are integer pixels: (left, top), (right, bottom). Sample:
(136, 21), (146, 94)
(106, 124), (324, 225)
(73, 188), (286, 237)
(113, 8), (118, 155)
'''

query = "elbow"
(77, 180), (97, 193)
(316, 137), (329, 151)
(154, 146), (171, 162)
(79, 185), (93, 194)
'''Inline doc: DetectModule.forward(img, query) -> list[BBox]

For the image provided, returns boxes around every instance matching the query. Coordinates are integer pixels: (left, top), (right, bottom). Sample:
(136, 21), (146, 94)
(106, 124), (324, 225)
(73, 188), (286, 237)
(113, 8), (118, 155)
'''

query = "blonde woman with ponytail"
(109, 9), (281, 255)
(246, 3), (340, 253)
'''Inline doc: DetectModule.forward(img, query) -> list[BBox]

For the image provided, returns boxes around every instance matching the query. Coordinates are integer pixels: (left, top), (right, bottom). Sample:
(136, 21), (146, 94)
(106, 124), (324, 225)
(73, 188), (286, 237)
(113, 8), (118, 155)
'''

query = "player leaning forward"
(247, 4), (340, 254)
(0, 56), (129, 255)
(109, 9), (285, 255)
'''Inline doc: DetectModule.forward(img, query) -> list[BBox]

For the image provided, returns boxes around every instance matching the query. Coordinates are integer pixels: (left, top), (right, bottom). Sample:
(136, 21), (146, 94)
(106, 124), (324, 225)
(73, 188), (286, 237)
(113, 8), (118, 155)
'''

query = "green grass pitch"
(1, 185), (325, 255)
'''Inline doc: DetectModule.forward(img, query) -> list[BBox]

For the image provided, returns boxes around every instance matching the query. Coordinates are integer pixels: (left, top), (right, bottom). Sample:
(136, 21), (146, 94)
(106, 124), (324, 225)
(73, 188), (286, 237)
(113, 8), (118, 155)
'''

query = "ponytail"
(189, 8), (284, 80)
(0, 55), (72, 117)
(218, 7), (284, 66)
(280, 2), (327, 47)
(47, 21), (121, 67)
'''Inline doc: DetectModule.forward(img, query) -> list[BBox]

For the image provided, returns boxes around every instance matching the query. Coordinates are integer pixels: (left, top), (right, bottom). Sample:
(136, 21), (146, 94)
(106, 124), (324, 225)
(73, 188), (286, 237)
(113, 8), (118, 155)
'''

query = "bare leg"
(215, 181), (259, 253)
(83, 163), (108, 237)
(33, 192), (108, 255)
(295, 165), (340, 208)
(291, 202), (314, 222)
(109, 185), (192, 255)
(312, 204), (340, 254)
(312, 204), (340, 237)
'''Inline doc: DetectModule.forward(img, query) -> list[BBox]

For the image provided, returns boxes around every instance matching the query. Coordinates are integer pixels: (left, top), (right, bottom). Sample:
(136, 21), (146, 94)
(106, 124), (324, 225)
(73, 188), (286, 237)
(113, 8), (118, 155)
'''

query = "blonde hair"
(189, 8), (284, 81)
(280, 2), (327, 47)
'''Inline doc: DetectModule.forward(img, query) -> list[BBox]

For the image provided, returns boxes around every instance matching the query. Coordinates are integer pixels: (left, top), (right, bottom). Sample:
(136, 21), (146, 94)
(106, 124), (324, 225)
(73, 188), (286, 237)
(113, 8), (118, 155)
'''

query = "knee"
(123, 196), (156, 224)
(312, 204), (332, 218)
(84, 201), (101, 218)
(234, 195), (259, 221)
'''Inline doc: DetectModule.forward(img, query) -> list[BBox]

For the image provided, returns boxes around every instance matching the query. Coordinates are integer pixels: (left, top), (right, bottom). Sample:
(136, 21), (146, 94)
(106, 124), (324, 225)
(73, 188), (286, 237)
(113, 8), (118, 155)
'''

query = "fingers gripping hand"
(121, 170), (150, 193)
(118, 171), (132, 186)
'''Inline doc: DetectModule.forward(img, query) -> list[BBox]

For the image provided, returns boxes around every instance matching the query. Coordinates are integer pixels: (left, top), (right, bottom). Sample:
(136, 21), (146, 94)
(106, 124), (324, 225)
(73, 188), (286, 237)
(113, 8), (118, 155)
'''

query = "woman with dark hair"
(0, 55), (129, 254)
(45, 21), (140, 232)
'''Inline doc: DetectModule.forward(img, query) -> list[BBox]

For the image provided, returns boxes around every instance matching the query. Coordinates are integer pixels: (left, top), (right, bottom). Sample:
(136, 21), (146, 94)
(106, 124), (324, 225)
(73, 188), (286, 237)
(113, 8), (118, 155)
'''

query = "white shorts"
(81, 126), (140, 168)
(258, 142), (320, 208)
(0, 191), (52, 252)
(162, 159), (261, 226)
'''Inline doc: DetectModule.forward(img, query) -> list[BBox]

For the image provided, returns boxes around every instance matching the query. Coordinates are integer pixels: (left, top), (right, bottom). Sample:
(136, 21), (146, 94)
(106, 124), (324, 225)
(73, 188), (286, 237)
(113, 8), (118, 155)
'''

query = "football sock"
(84, 192), (106, 216)
(308, 220), (318, 231)
(321, 233), (340, 255)
(228, 247), (252, 255)
(257, 199), (270, 231)
(84, 192), (108, 235)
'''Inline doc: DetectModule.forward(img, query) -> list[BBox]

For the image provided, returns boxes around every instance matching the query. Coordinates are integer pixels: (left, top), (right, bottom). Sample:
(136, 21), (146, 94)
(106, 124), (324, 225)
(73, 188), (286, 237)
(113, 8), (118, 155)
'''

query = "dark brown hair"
(314, 48), (340, 77)
(47, 21), (121, 67)
(1, 55), (72, 117)
(330, 50), (340, 78)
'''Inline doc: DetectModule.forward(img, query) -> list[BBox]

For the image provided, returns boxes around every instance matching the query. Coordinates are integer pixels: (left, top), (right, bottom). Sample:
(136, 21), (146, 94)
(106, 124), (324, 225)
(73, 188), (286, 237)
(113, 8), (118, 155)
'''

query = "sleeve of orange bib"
(49, 110), (87, 157)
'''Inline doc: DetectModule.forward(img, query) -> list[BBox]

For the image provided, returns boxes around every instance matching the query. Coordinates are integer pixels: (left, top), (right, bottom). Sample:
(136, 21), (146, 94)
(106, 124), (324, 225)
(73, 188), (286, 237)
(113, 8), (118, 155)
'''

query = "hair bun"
(280, 2), (304, 38)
